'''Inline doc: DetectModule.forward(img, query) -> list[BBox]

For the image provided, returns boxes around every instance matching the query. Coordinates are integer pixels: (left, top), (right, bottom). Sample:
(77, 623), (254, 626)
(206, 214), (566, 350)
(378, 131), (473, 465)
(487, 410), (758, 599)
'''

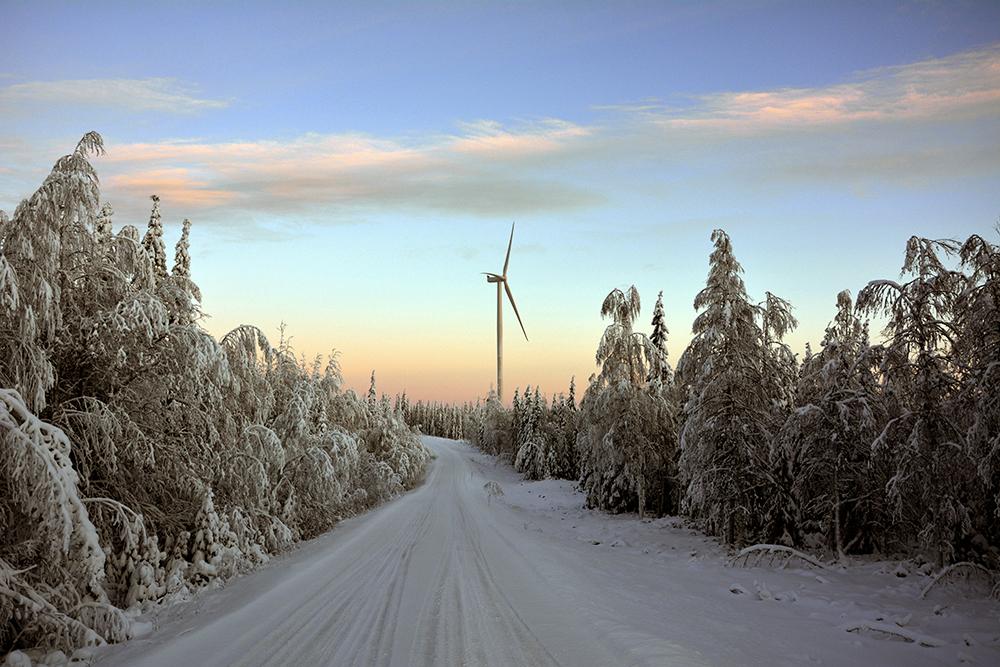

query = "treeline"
(0, 135), (429, 655)
(418, 228), (1000, 570)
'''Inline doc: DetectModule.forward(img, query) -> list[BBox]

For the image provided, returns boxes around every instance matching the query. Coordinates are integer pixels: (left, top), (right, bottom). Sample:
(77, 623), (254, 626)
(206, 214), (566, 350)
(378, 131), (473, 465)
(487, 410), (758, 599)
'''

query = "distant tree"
(516, 387), (547, 479)
(649, 290), (671, 383)
(172, 218), (192, 279)
(141, 195), (167, 281)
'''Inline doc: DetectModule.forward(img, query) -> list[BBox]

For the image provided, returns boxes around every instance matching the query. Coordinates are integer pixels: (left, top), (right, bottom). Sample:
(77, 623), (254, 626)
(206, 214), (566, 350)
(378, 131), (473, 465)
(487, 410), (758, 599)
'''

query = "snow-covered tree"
(649, 290), (671, 383)
(0, 132), (104, 411)
(953, 231), (1000, 560)
(858, 236), (971, 566)
(515, 387), (547, 479)
(141, 195), (167, 281)
(772, 291), (886, 557)
(677, 230), (776, 544)
(367, 370), (377, 406)
(578, 286), (677, 517)
(0, 135), (431, 656)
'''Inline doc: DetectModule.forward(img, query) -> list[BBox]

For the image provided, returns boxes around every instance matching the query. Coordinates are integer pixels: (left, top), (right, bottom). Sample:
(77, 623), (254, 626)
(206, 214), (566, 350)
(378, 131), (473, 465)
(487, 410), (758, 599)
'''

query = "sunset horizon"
(3, 1), (998, 404)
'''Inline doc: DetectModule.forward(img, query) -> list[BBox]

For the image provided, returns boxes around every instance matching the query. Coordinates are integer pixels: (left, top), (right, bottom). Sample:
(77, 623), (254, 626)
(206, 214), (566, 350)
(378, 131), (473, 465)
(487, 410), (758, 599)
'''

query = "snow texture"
(88, 438), (1000, 667)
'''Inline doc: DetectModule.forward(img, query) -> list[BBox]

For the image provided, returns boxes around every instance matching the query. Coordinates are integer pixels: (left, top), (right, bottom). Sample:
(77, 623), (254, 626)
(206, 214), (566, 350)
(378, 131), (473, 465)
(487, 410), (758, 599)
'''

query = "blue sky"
(2, 1), (999, 402)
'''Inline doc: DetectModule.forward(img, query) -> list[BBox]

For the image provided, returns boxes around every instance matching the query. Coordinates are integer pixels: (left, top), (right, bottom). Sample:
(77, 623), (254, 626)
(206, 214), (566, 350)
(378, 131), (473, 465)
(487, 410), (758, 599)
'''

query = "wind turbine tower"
(483, 223), (528, 402)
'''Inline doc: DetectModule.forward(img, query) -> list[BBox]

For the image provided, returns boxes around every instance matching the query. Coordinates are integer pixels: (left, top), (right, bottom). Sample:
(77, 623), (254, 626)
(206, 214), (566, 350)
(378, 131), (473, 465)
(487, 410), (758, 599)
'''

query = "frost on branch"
(919, 562), (998, 600)
(0, 389), (128, 650)
(840, 621), (943, 647)
(728, 544), (829, 571)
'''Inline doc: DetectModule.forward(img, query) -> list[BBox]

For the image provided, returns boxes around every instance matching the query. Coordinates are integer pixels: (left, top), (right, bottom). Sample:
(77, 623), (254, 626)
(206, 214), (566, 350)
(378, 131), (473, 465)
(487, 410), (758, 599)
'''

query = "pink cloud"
(449, 119), (590, 156)
(105, 168), (236, 207)
(94, 121), (597, 219)
(74, 44), (999, 222)
(653, 44), (1000, 131)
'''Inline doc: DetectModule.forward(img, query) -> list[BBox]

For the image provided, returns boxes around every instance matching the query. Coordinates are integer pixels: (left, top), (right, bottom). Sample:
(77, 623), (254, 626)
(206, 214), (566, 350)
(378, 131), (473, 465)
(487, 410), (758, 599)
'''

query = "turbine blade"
(504, 280), (528, 341)
(502, 222), (515, 277)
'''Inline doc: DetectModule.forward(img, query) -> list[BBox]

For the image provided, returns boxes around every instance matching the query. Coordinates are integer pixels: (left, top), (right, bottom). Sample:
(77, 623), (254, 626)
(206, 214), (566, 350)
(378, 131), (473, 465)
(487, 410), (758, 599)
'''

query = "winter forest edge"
(426, 224), (1000, 570)
(2, 135), (1000, 658)
(0, 134), (430, 656)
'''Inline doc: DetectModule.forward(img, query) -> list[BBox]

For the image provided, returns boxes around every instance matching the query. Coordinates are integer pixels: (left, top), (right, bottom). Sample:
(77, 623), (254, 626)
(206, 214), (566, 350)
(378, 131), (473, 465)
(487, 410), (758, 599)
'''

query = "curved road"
(97, 437), (704, 666)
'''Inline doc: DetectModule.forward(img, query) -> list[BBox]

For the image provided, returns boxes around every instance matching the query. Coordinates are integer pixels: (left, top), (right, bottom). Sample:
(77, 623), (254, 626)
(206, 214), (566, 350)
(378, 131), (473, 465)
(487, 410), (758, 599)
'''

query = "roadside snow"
(73, 437), (1000, 667)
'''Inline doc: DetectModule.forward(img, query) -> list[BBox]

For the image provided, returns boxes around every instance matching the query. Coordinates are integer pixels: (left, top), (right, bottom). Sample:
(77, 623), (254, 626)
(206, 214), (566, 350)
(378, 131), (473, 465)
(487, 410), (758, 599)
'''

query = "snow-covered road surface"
(97, 437), (999, 666)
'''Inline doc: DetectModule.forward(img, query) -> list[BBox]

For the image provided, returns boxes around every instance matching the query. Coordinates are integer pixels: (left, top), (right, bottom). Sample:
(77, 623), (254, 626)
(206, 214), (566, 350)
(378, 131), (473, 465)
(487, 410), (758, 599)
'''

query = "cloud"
(105, 168), (236, 207)
(617, 43), (1000, 132)
(449, 119), (591, 157)
(5, 44), (997, 227)
(0, 78), (230, 114)
(96, 122), (600, 222)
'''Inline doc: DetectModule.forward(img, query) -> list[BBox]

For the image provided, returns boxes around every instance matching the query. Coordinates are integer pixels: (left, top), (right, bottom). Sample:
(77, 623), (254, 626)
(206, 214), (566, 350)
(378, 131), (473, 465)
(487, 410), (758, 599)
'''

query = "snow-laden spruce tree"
(649, 291), (671, 384)
(515, 387), (547, 480)
(858, 236), (972, 566)
(367, 370), (377, 406)
(0, 132), (104, 411)
(953, 231), (1000, 560)
(0, 389), (129, 652)
(544, 381), (580, 480)
(469, 390), (513, 456)
(141, 195), (167, 281)
(577, 286), (677, 517)
(772, 291), (887, 557)
(677, 230), (779, 545)
(759, 291), (799, 426)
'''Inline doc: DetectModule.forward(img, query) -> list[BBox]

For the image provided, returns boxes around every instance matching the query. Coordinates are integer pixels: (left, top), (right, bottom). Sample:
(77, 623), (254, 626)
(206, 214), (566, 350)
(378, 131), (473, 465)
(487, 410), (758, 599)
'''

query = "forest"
(0, 135), (430, 656)
(3, 133), (998, 661)
(413, 225), (1000, 574)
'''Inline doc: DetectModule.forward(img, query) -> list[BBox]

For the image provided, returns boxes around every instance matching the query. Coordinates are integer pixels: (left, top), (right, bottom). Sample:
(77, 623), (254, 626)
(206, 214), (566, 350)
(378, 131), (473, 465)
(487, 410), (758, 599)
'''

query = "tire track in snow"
(96, 438), (633, 667)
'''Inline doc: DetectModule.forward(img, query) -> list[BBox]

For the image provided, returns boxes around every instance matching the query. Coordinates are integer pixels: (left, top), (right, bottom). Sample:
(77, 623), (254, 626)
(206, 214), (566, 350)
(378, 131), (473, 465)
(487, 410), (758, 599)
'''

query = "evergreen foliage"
(458, 226), (1000, 569)
(0, 136), (429, 656)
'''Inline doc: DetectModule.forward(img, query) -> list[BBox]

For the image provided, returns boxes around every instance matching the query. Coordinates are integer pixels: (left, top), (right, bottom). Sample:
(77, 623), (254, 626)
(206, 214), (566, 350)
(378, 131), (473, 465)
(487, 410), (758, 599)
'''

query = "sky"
(1, 0), (999, 404)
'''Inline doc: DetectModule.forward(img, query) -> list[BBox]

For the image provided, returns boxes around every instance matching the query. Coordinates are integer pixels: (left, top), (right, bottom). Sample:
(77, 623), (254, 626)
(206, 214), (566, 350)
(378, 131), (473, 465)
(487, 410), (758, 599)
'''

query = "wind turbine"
(483, 222), (528, 402)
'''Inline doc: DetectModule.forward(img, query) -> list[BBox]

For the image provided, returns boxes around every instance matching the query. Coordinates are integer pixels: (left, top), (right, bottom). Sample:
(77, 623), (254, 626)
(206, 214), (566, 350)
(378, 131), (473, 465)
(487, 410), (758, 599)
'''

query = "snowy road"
(97, 437), (997, 667)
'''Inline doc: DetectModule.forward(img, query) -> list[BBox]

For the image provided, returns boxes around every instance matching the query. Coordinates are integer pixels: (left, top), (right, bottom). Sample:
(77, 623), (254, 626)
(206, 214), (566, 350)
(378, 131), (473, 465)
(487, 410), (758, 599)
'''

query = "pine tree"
(954, 232), (1000, 558)
(773, 290), (885, 557)
(95, 203), (113, 245)
(173, 218), (192, 279)
(141, 195), (167, 281)
(578, 286), (675, 516)
(0, 132), (104, 411)
(858, 236), (969, 566)
(677, 230), (774, 544)
(649, 291), (670, 383)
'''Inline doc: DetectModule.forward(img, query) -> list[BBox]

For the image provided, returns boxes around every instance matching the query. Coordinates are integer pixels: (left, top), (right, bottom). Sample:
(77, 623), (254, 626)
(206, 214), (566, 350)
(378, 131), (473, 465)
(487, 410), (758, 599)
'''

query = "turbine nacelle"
(482, 222), (528, 342)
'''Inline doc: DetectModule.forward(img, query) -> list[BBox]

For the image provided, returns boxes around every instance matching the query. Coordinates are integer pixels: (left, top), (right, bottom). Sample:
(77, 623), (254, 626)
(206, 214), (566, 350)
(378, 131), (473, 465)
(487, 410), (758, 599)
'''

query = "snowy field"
(86, 437), (999, 667)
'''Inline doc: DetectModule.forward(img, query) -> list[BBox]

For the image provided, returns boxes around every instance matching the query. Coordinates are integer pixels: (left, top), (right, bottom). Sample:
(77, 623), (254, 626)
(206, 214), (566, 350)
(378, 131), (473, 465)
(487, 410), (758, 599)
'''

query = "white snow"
(90, 437), (1000, 667)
